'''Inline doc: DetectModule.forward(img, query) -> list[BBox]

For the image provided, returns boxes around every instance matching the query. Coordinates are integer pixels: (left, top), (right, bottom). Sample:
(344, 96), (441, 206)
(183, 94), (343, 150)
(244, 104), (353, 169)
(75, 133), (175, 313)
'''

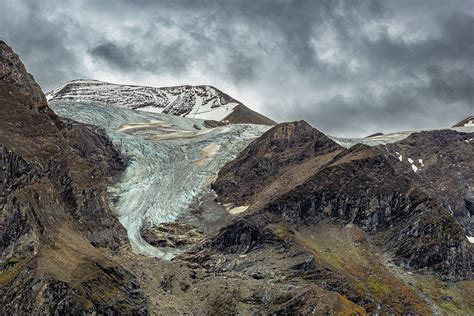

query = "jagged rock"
(141, 222), (204, 248)
(208, 218), (275, 254)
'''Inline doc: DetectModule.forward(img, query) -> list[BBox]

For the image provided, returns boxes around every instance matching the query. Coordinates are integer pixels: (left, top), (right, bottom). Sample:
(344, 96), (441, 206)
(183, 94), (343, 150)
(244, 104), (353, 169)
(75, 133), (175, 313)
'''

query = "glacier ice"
(52, 101), (269, 259)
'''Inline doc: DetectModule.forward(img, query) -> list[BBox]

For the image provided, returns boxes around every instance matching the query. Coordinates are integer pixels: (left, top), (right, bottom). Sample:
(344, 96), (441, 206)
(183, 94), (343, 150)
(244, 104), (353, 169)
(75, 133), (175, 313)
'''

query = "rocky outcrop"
(208, 218), (275, 254)
(0, 40), (55, 118)
(141, 222), (204, 248)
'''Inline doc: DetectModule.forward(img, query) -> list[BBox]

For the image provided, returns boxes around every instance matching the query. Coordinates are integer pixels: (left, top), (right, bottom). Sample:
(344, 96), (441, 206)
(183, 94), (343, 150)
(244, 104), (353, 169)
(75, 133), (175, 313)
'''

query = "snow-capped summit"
(452, 115), (474, 127)
(46, 79), (275, 125)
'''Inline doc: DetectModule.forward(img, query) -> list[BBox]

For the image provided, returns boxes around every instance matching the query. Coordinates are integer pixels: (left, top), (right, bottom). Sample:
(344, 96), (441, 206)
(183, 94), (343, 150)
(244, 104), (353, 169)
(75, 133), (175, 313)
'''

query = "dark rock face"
(141, 222), (204, 248)
(0, 41), (147, 314)
(212, 120), (342, 205)
(0, 40), (56, 119)
(382, 130), (474, 234)
(0, 262), (147, 315)
(262, 144), (472, 280)
(208, 218), (275, 254)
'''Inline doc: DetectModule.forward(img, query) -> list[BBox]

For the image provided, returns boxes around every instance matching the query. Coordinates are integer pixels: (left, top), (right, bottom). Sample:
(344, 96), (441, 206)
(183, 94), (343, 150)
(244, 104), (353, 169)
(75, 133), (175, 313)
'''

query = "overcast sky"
(1, 0), (473, 137)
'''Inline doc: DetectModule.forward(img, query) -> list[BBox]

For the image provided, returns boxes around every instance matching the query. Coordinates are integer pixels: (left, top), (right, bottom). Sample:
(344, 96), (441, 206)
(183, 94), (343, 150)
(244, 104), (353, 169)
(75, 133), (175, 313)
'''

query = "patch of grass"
(0, 256), (31, 286)
(278, 222), (432, 314)
(413, 276), (474, 315)
(366, 275), (391, 296)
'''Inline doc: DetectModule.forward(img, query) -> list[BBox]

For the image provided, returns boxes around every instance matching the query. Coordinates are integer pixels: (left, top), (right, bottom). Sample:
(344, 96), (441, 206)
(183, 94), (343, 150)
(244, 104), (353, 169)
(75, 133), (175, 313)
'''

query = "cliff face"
(0, 41), (147, 314)
(382, 130), (474, 235)
(0, 41), (53, 117)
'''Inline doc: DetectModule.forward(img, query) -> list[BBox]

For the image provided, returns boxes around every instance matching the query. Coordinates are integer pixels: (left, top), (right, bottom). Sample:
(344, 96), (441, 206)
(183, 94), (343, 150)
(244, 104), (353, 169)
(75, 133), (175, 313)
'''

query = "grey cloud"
(0, 0), (472, 136)
(0, 0), (86, 92)
(90, 42), (138, 71)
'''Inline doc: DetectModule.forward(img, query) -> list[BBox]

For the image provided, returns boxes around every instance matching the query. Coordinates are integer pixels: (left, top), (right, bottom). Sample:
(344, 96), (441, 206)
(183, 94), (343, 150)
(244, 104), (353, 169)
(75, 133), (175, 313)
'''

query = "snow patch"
(465, 119), (474, 127)
(229, 205), (249, 214)
(407, 157), (418, 172)
(467, 236), (474, 243)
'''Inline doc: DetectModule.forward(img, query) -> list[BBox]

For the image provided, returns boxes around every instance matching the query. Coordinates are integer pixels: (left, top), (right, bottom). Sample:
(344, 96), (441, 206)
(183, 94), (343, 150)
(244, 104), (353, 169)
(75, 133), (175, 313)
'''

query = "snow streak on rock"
(52, 101), (269, 259)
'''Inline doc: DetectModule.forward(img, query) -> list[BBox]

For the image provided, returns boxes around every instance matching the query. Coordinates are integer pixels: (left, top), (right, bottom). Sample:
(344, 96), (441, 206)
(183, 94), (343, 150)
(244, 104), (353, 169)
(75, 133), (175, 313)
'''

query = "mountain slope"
(184, 121), (474, 313)
(0, 41), (147, 314)
(212, 122), (473, 281)
(46, 79), (276, 125)
(382, 130), (474, 235)
(212, 120), (343, 207)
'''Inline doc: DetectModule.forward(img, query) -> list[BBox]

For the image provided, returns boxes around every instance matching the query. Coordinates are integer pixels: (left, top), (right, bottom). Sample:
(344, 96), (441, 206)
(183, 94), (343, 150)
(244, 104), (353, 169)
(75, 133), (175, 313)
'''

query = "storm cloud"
(1, 0), (472, 136)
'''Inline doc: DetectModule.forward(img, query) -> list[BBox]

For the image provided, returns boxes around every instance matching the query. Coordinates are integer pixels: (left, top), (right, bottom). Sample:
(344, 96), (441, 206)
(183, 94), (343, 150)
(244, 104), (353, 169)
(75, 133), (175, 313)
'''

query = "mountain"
(0, 41), (146, 314)
(212, 122), (473, 281)
(453, 115), (474, 128)
(2, 40), (474, 315)
(212, 120), (344, 208)
(46, 79), (276, 125)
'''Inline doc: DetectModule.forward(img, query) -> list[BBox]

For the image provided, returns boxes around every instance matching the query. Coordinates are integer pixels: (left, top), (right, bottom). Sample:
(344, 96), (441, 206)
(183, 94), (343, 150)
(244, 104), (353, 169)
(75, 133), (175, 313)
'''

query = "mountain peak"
(46, 79), (276, 125)
(452, 115), (474, 128)
(0, 41), (47, 110)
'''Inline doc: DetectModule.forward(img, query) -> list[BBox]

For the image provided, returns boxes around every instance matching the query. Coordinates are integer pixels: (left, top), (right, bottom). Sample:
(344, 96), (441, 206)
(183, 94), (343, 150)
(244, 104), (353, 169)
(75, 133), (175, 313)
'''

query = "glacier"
(50, 100), (474, 259)
(51, 101), (269, 259)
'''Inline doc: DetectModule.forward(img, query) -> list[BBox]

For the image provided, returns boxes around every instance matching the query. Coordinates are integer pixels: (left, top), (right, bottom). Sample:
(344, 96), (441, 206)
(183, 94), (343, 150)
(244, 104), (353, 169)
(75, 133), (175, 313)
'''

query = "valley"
(1, 40), (473, 315)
